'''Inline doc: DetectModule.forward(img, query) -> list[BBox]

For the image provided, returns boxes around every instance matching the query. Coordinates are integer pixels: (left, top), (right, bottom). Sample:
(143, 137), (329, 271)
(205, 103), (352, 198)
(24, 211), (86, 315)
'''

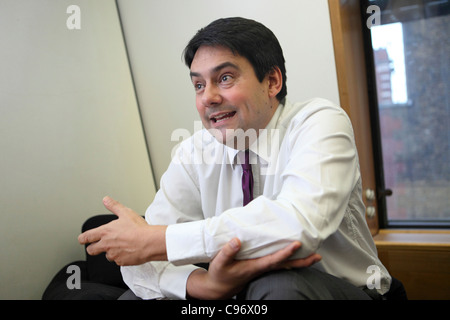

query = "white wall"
(118, 0), (340, 186)
(0, 0), (156, 299)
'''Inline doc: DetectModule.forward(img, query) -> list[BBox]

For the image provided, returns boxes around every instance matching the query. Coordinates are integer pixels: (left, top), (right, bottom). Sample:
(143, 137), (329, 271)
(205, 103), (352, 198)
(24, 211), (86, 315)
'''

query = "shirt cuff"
(160, 264), (201, 300)
(166, 219), (207, 265)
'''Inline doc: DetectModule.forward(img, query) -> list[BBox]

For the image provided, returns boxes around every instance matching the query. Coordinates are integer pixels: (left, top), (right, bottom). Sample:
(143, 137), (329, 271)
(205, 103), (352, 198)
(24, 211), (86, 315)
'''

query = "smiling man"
(189, 46), (280, 149)
(79, 17), (392, 300)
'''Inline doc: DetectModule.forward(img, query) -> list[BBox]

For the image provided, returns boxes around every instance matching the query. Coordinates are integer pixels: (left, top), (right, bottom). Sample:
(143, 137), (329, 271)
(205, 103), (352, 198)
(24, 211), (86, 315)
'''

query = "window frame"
(359, 0), (450, 229)
(328, 0), (380, 235)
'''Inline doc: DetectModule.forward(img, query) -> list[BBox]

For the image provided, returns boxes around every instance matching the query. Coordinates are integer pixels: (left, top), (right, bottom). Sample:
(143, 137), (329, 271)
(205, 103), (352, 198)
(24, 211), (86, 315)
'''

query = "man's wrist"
(185, 267), (238, 300)
(186, 268), (208, 299)
(186, 268), (230, 300)
(143, 225), (168, 262)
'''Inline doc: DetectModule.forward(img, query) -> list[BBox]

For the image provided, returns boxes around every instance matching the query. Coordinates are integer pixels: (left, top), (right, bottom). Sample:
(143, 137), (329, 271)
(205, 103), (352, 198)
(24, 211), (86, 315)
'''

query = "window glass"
(367, 0), (449, 225)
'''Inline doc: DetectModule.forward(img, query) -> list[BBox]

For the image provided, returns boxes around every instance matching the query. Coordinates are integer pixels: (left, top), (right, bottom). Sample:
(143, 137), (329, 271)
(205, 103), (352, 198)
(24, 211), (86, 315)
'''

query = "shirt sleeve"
(121, 262), (201, 300)
(121, 136), (207, 299)
(166, 103), (360, 265)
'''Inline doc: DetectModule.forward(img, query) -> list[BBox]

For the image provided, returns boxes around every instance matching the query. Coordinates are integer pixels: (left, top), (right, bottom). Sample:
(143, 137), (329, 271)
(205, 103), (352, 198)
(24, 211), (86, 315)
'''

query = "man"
(79, 17), (391, 300)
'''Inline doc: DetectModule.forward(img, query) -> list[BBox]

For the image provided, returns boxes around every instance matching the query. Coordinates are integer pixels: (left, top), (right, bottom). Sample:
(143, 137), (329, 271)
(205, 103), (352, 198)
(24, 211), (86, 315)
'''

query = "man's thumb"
(103, 196), (126, 217)
(220, 238), (241, 260)
(228, 238), (241, 252)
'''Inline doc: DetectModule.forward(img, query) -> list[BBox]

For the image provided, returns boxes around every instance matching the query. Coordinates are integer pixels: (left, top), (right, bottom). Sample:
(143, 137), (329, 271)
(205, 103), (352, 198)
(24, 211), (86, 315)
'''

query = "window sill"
(374, 229), (450, 250)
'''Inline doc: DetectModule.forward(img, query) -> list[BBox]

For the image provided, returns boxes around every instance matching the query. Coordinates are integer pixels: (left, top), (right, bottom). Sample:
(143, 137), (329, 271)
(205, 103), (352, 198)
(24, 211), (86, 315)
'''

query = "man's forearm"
(185, 239), (320, 300)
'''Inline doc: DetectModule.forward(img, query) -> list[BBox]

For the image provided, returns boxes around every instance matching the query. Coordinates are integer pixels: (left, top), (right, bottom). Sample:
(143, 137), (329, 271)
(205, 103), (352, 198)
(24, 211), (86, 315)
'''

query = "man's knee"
(240, 268), (371, 300)
(118, 289), (142, 300)
(241, 268), (320, 300)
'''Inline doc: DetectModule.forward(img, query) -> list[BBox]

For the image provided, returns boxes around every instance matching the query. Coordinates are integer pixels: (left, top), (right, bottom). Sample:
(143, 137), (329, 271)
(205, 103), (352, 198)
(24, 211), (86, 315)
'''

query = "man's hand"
(186, 238), (321, 300)
(78, 196), (167, 266)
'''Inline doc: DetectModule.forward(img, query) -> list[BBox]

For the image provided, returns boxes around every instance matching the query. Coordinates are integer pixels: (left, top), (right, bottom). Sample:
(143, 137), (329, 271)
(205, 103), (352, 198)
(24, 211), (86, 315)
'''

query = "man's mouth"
(210, 111), (236, 124)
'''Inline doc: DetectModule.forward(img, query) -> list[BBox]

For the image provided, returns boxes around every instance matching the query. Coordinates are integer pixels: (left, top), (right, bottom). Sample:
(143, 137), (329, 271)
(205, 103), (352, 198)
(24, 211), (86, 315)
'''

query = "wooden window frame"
(328, 0), (379, 235)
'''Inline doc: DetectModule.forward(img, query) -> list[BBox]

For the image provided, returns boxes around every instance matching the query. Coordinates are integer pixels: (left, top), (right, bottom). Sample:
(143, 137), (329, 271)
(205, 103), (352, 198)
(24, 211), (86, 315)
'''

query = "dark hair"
(183, 17), (287, 102)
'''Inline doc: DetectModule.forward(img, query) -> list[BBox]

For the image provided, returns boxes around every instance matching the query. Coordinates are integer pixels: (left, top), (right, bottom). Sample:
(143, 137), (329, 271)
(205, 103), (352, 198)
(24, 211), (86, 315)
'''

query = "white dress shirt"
(121, 98), (391, 299)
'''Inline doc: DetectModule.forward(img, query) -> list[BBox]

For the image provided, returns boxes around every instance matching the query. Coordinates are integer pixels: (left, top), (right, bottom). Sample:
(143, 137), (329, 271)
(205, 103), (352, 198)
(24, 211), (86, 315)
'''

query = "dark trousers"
(237, 267), (372, 300)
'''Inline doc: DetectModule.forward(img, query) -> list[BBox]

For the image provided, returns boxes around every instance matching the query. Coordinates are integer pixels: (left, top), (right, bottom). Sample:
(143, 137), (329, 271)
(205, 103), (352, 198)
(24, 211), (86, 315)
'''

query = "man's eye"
(221, 75), (231, 82)
(194, 83), (204, 91)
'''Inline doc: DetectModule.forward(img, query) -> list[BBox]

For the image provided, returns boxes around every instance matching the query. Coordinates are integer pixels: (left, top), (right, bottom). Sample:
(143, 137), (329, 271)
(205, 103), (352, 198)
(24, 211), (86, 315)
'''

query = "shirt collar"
(226, 101), (285, 169)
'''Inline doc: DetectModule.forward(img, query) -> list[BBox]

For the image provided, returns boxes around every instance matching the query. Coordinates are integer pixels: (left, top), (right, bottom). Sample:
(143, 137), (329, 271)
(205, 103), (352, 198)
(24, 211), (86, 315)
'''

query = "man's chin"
(207, 127), (231, 146)
(207, 127), (258, 150)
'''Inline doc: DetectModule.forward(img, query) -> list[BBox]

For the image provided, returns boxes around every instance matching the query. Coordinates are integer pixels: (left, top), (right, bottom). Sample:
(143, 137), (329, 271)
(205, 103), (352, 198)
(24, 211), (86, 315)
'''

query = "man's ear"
(267, 66), (283, 99)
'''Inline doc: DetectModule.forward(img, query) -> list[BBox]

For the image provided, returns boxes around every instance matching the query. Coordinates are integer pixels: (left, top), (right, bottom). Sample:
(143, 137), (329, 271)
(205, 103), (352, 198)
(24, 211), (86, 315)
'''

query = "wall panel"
(0, 0), (156, 299)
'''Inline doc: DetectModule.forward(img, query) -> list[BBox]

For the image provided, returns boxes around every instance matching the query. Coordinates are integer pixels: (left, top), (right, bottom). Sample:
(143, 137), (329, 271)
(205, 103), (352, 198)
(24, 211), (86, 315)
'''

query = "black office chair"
(42, 215), (128, 300)
(385, 277), (408, 300)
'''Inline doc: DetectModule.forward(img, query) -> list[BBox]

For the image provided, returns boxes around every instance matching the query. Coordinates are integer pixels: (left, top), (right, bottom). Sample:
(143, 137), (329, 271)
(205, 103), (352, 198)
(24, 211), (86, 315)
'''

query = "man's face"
(189, 45), (279, 149)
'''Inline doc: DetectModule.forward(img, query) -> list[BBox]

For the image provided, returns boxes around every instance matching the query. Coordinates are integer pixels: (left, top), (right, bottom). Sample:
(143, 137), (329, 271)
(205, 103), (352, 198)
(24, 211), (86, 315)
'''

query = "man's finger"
(261, 241), (302, 268)
(253, 241), (315, 271)
(85, 240), (108, 256)
(283, 253), (322, 269)
(213, 238), (241, 266)
(78, 227), (103, 245)
(103, 196), (128, 218)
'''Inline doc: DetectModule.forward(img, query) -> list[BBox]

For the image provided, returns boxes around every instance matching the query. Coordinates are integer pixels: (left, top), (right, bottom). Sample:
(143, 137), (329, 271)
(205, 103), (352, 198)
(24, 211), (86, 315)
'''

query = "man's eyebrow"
(190, 61), (240, 78)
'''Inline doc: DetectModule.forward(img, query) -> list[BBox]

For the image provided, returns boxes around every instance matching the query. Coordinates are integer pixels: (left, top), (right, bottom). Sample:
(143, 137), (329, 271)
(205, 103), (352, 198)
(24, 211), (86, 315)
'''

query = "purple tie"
(241, 150), (254, 206)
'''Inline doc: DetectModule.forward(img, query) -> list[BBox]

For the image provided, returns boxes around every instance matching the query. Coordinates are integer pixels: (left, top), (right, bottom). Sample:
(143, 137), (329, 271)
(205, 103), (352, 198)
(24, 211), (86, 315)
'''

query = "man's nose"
(202, 84), (222, 107)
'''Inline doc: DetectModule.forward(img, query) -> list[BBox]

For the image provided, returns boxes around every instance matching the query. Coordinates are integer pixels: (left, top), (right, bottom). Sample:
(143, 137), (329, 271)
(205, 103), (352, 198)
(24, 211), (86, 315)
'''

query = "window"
(362, 0), (450, 227)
